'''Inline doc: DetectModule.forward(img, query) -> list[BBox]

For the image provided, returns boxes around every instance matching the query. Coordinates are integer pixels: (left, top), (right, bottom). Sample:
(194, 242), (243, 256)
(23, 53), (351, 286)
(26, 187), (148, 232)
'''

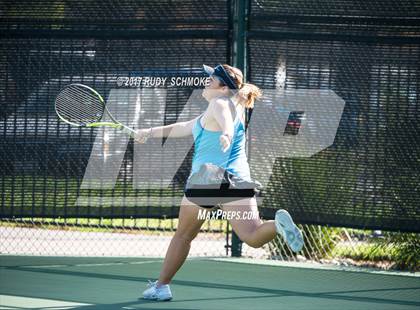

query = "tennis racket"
(55, 83), (136, 137)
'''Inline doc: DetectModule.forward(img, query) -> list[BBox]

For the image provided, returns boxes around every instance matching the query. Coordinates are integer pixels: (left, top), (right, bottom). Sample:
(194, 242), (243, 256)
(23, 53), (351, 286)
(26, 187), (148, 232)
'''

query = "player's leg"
(157, 196), (206, 285)
(221, 197), (304, 251)
(221, 196), (276, 248)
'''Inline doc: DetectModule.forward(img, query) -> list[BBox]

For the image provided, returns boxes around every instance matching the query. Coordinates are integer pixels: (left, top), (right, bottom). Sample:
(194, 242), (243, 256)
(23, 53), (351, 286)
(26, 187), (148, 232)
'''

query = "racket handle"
(120, 126), (136, 138)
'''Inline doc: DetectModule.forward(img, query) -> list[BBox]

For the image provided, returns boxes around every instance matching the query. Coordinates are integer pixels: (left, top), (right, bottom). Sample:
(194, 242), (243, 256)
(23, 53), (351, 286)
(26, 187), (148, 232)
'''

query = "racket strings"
(57, 88), (103, 122)
(57, 95), (101, 119)
(56, 85), (105, 126)
(60, 86), (103, 114)
(65, 85), (102, 105)
(57, 100), (100, 124)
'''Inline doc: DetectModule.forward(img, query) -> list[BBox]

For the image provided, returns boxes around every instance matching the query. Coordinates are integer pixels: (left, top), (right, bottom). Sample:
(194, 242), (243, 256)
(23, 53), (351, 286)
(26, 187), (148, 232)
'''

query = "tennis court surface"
(1, 256), (418, 310)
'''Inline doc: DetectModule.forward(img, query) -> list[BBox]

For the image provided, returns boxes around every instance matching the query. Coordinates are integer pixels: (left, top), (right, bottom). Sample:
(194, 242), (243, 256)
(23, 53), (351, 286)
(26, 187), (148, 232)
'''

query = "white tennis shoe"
(275, 209), (304, 253)
(142, 280), (172, 301)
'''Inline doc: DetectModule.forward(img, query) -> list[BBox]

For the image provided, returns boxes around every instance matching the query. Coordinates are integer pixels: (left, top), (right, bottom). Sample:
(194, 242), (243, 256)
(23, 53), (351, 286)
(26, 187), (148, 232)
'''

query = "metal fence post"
(230, 0), (249, 257)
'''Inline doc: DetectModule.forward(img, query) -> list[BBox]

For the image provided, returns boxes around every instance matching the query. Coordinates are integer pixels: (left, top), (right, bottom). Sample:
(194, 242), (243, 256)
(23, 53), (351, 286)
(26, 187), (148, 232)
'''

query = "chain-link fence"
(0, 217), (334, 260)
(1, 0), (419, 267)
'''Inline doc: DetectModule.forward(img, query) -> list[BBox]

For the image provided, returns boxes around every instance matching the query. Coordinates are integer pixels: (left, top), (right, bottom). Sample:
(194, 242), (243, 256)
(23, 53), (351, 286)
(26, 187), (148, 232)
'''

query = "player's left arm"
(209, 97), (234, 152)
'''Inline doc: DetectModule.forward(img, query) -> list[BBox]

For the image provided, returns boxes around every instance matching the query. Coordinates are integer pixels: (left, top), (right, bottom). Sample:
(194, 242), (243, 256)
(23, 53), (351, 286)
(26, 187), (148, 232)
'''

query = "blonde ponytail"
(220, 64), (262, 108)
(237, 82), (262, 109)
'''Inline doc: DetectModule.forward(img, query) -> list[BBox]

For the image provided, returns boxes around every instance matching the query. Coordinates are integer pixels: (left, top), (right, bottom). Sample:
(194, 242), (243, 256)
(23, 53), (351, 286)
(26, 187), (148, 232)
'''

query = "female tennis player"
(134, 64), (304, 301)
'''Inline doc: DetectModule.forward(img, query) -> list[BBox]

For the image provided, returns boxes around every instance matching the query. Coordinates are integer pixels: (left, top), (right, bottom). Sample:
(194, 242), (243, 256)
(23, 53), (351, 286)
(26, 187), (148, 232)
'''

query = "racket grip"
(121, 126), (136, 138)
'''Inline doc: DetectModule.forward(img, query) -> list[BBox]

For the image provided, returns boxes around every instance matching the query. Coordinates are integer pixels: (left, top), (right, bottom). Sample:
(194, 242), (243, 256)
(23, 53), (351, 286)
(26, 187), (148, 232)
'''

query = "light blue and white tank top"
(189, 98), (252, 182)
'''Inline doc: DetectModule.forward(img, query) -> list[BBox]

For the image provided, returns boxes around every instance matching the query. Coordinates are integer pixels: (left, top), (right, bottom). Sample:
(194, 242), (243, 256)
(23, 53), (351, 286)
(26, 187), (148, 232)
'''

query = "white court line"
(3, 260), (162, 269)
(0, 295), (92, 309)
(1, 257), (214, 270)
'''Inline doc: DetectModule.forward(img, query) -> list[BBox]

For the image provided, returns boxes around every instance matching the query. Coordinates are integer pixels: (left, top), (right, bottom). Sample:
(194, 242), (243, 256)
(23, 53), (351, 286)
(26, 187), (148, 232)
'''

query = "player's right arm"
(134, 113), (202, 143)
